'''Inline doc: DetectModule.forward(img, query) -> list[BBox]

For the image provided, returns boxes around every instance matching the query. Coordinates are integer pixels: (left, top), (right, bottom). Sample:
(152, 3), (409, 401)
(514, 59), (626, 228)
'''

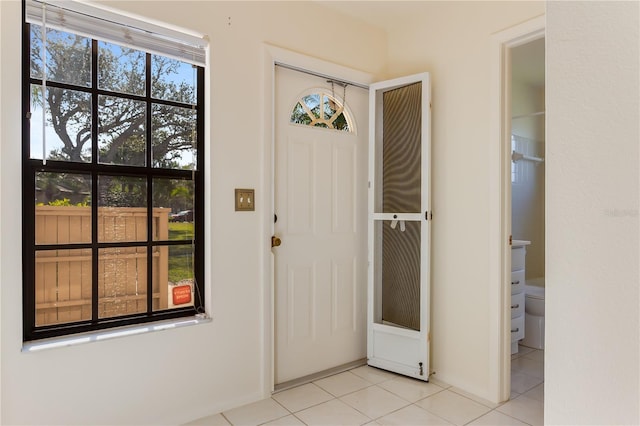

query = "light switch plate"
(235, 188), (255, 211)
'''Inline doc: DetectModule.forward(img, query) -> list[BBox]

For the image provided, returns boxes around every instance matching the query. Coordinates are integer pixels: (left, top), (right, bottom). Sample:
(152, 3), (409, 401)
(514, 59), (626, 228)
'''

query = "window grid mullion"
(28, 77), (198, 111)
(146, 52), (154, 315)
(90, 38), (100, 322)
(193, 65), (205, 310)
(22, 16), (37, 339)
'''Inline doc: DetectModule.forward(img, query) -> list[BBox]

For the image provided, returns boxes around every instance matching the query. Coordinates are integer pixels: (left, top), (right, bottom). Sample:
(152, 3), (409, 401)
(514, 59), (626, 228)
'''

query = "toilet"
(521, 279), (545, 350)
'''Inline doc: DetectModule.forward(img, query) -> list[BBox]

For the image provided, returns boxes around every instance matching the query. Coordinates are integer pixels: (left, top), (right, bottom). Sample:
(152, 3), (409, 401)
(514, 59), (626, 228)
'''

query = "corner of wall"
(546, 1), (639, 423)
(0, 0), (3, 422)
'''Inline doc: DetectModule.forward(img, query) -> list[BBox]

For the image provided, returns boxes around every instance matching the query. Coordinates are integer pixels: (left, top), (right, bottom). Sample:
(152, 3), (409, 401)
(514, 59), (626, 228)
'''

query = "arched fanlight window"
(290, 90), (353, 132)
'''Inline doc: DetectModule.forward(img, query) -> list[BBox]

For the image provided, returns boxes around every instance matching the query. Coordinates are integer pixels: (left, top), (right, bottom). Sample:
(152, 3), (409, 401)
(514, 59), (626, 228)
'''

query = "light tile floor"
(186, 345), (543, 426)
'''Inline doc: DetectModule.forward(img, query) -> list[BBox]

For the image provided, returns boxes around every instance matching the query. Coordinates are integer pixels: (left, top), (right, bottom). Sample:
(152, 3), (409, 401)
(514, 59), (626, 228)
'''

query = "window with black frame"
(22, 0), (206, 341)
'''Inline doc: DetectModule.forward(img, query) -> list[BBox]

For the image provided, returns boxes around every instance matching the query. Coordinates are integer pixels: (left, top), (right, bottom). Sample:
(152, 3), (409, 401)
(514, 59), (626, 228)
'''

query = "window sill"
(22, 314), (211, 353)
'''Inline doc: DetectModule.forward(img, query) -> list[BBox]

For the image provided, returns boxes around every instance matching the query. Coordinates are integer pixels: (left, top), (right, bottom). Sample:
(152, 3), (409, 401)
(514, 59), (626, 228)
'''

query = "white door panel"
(274, 66), (368, 384)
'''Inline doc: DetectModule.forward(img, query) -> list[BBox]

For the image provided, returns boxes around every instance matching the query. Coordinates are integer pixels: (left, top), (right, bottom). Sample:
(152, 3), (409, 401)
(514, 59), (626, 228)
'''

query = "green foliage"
(30, 24), (198, 214)
(30, 24), (197, 164)
(98, 176), (146, 207)
(167, 222), (195, 282)
(168, 222), (194, 240)
(47, 198), (88, 207)
(290, 94), (350, 131)
(168, 259), (193, 283)
(36, 172), (91, 206)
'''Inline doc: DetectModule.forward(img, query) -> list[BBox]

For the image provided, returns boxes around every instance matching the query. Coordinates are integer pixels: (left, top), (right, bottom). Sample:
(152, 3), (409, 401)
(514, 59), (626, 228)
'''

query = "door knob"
(271, 236), (282, 247)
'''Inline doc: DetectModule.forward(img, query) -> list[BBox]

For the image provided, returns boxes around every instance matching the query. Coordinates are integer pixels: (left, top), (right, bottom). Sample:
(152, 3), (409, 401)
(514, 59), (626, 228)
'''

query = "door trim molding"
(488, 15), (545, 402)
(261, 44), (374, 395)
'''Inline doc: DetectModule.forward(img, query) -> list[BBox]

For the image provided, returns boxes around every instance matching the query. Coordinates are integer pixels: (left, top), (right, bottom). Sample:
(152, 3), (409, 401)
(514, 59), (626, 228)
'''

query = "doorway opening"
(488, 15), (544, 403)
(262, 45), (375, 394)
(509, 36), (546, 397)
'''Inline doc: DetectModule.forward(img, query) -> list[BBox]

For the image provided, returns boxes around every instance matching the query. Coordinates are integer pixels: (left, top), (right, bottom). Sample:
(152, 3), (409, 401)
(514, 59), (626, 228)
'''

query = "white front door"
(367, 73), (432, 380)
(274, 66), (368, 384)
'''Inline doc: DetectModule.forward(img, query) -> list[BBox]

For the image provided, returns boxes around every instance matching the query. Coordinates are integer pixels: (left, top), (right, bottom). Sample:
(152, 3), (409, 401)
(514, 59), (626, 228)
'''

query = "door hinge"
(419, 362), (424, 376)
(425, 211), (432, 221)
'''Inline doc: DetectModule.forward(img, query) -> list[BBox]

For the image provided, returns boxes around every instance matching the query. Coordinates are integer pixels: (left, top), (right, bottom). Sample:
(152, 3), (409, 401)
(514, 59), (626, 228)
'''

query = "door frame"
(261, 44), (374, 394)
(488, 15), (545, 402)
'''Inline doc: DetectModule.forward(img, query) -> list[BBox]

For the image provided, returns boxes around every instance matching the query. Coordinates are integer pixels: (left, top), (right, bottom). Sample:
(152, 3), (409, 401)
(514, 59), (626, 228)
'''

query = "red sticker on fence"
(172, 285), (192, 305)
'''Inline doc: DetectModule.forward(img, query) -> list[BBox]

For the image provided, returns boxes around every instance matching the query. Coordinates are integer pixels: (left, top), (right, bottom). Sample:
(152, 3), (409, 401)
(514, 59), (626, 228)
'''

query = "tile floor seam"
(408, 401), (453, 425)
(446, 387), (502, 410)
(292, 412), (310, 426)
(257, 411), (307, 426)
(250, 398), (295, 426)
(510, 374), (544, 394)
(220, 412), (232, 425)
(334, 387), (395, 422)
(277, 394), (343, 416)
(462, 408), (492, 425)
(335, 400), (376, 423)
(271, 396), (294, 414)
(410, 386), (447, 404)
(388, 386), (447, 403)
(256, 413), (286, 426)
(461, 407), (534, 426)
(367, 402), (410, 422)
(496, 408), (535, 426)
(319, 382), (377, 399)
(512, 371), (544, 382)
(376, 379), (445, 402)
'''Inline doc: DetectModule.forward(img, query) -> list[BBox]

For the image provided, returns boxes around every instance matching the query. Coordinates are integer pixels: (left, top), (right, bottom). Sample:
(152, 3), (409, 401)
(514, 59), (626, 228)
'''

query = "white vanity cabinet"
(511, 240), (529, 354)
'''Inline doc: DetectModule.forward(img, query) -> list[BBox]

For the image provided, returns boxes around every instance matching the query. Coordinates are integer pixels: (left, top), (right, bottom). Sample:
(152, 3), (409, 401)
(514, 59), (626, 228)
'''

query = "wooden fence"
(35, 206), (171, 326)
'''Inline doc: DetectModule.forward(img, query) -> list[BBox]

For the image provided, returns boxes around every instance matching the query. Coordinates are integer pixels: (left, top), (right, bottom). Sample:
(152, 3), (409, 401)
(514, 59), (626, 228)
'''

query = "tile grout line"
(497, 408), (536, 426)
(334, 383), (408, 422)
(220, 411), (233, 425)
(446, 387), (504, 410)
(406, 400), (455, 425)
(249, 397), (295, 426)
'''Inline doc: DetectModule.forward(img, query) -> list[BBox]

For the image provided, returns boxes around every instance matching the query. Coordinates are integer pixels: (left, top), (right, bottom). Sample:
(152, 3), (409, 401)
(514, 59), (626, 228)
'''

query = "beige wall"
(382, 1), (544, 398)
(546, 1), (639, 423)
(0, 2), (386, 424)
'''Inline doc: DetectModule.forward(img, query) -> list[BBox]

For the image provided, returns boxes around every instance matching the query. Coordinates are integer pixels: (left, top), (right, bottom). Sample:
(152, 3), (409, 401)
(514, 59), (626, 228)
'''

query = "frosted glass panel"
(375, 220), (421, 331)
(380, 83), (422, 213)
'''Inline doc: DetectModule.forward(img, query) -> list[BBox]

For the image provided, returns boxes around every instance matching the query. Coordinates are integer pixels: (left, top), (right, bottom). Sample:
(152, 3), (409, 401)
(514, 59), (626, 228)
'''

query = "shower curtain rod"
(275, 62), (370, 90)
(512, 111), (545, 120)
(512, 151), (544, 163)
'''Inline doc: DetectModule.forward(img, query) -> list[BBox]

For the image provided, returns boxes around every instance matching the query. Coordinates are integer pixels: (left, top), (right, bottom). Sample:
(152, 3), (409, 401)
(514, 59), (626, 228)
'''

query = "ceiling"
(317, 1), (545, 88)
(315, 1), (426, 32)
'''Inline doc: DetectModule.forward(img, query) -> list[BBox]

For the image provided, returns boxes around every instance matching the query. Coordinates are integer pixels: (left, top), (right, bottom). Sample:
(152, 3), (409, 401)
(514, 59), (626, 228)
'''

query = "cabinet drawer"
(512, 246), (526, 271)
(511, 270), (525, 295)
(511, 315), (524, 341)
(511, 292), (525, 319)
